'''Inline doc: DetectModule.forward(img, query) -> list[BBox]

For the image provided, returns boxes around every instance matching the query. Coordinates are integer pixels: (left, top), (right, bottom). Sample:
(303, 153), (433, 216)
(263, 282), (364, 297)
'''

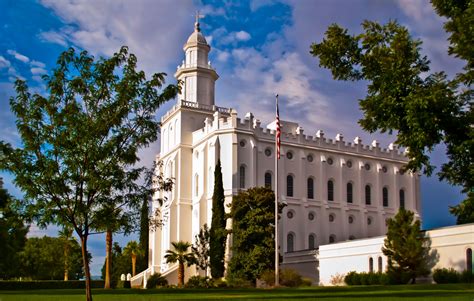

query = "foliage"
(382, 209), (431, 284)
(164, 241), (196, 287)
(227, 187), (284, 285)
(0, 185), (28, 279)
(433, 268), (460, 284)
(58, 226), (75, 281)
(138, 195), (150, 273)
(19, 236), (85, 280)
(210, 160), (226, 279)
(344, 271), (390, 286)
(0, 46), (178, 300)
(261, 268), (305, 287)
(146, 273), (168, 289)
(123, 240), (143, 277)
(185, 276), (214, 288)
(449, 191), (474, 224)
(0, 280), (105, 290)
(330, 273), (346, 286)
(192, 223), (210, 276)
(310, 12), (473, 223)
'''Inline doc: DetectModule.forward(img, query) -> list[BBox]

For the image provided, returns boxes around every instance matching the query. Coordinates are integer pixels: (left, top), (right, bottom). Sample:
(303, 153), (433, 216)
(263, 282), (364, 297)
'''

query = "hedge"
(0, 280), (105, 290)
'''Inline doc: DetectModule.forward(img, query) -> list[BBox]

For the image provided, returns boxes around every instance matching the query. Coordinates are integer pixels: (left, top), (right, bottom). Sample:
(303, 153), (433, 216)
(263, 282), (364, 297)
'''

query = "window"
(264, 172), (272, 189)
(287, 211), (294, 219)
(239, 165), (245, 189)
(346, 160), (353, 168)
(365, 185), (371, 205)
(287, 233), (294, 252)
(329, 213), (335, 222)
(348, 215), (354, 224)
(467, 248), (473, 272)
(307, 177), (314, 199)
(308, 212), (315, 220)
(287, 175), (294, 197)
(327, 157), (333, 165)
(286, 151), (293, 160)
(329, 235), (336, 243)
(328, 180), (334, 201)
(308, 234), (316, 249)
(367, 217), (373, 225)
(382, 166), (388, 173)
(383, 187), (389, 207)
(399, 189), (405, 209)
(378, 256), (383, 272)
(369, 257), (374, 273)
(195, 174), (199, 197)
(307, 154), (314, 162)
(239, 139), (246, 147)
(265, 148), (272, 157)
(347, 182), (353, 203)
(365, 163), (371, 170)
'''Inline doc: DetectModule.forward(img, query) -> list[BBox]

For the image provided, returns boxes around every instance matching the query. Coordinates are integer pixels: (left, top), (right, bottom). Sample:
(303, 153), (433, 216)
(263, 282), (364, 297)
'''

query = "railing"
(180, 100), (231, 115)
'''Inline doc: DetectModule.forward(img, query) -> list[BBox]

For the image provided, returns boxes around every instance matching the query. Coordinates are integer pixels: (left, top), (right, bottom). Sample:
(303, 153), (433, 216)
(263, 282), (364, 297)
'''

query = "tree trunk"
(64, 243), (69, 281)
(80, 235), (92, 301)
(132, 254), (137, 277)
(104, 229), (112, 289)
(178, 262), (184, 287)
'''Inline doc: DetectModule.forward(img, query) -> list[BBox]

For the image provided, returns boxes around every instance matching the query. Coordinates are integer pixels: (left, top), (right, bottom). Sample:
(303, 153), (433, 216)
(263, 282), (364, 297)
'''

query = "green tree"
(382, 209), (431, 284)
(227, 187), (284, 285)
(0, 46), (178, 300)
(192, 223), (210, 276)
(0, 184), (28, 279)
(164, 241), (196, 287)
(137, 195), (150, 273)
(20, 236), (85, 280)
(123, 240), (143, 277)
(101, 242), (130, 286)
(210, 160), (226, 279)
(310, 3), (473, 223)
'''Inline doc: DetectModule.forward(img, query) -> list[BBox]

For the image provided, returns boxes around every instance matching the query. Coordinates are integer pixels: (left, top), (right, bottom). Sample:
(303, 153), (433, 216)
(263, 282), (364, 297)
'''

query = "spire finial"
(194, 10), (203, 32)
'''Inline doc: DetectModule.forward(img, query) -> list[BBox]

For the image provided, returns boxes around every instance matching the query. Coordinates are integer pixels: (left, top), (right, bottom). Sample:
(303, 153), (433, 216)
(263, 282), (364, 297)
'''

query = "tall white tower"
(175, 20), (219, 105)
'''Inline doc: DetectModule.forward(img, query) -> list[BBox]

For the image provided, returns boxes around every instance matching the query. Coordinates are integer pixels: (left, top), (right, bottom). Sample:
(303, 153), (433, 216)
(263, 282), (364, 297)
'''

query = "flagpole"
(275, 94), (279, 287)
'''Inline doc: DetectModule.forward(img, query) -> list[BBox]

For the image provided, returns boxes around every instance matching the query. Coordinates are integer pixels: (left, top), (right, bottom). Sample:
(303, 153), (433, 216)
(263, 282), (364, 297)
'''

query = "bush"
(433, 268), (460, 284)
(460, 270), (473, 283)
(0, 280), (105, 290)
(213, 278), (228, 288)
(259, 270), (275, 287)
(145, 273), (168, 289)
(280, 269), (303, 287)
(344, 272), (391, 286)
(185, 276), (214, 288)
(225, 276), (253, 288)
(329, 273), (345, 286)
(301, 277), (313, 287)
(344, 271), (358, 285)
(386, 269), (411, 285)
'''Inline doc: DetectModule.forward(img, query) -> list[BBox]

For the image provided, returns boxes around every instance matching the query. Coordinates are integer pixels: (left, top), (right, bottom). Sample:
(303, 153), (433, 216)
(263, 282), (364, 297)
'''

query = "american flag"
(276, 94), (281, 159)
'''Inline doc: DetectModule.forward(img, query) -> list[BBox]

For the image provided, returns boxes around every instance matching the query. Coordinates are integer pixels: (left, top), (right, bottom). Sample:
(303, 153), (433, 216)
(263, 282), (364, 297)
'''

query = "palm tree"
(165, 241), (196, 287)
(123, 241), (143, 277)
(58, 226), (74, 281)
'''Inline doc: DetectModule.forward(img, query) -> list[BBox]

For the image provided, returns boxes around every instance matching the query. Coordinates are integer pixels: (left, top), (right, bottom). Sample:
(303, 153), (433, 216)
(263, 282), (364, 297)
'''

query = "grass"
(0, 284), (473, 301)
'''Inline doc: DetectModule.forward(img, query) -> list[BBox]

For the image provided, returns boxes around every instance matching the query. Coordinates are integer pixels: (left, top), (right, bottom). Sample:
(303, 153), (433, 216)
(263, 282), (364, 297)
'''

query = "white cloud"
(0, 56), (11, 69)
(235, 31), (251, 41)
(7, 49), (30, 63)
(39, 30), (69, 47)
(31, 67), (47, 75)
(30, 60), (46, 68)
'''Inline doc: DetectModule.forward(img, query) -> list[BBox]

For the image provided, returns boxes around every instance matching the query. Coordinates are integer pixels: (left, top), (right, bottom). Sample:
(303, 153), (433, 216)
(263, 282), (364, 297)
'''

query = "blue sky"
(0, 0), (465, 275)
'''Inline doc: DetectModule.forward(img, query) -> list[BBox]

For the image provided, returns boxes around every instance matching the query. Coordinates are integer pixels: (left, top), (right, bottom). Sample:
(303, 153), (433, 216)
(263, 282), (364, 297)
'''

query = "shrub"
(185, 276), (214, 288)
(146, 273), (168, 289)
(386, 269), (411, 285)
(226, 275), (254, 288)
(280, 269), (303, 287)
(344, 271), (358, 286)
(345, 271), (391, 286)
(259, 270), (275, 287)
(330, 273), (345, 286)
(0, 280), (105, 290)
(433, 268), (460, 284)
(460, 270), (473, 283)
(301, 277), (313, 287)
(213, 278), (228, 288)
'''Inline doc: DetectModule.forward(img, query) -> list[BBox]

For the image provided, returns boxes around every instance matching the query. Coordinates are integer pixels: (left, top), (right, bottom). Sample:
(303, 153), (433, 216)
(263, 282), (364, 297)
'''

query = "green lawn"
(0, 284), (473, 301)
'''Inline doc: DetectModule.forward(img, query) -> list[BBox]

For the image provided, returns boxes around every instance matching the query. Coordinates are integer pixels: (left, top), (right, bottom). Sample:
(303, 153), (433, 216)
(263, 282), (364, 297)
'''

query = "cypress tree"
(210, 159), (226, 278)
(138, 196), (149, 272)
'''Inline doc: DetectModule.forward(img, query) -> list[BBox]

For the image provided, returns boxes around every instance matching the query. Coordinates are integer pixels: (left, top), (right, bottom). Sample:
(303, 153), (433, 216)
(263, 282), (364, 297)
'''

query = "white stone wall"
(319, 224), (474, 285)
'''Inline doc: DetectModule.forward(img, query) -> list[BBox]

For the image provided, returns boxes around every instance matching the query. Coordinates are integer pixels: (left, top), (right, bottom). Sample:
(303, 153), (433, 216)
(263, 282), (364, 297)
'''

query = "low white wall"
(319, 223), (474, 285)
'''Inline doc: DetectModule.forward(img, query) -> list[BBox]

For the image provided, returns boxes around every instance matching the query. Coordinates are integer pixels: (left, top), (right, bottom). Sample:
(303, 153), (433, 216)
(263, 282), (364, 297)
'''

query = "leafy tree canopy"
(310, 1), (473, 223)
(192, 223), (210, 276)
(0, 46), (178, 300)
(227, 187), (284, 285)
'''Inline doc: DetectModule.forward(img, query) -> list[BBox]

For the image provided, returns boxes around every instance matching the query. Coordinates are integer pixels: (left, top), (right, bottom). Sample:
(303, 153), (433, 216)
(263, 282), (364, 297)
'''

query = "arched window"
(264, 172), (272, 189)
(383, 187), (389, 207)
(347, 182), (353, 203)
(307, 177), (314, 199)
(378, 256), (383, 272)
(308, 234), (316, 249)
(327, 180), (334, 201)
(287, 175), (294, 197)
(239, 165), (245, 189)
(399, 189), (405, 209)
(369, 257), (374, 273)
(365, 185), (371, 205)
(287, 233), (294, 252)
(329, 235), (336, 244)
(467, 248), (473, 272)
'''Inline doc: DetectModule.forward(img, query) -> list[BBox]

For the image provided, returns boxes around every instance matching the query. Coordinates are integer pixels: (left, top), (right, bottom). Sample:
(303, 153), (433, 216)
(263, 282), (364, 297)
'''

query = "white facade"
(319, 223), (474, 285)
(132, 22), (421, 287)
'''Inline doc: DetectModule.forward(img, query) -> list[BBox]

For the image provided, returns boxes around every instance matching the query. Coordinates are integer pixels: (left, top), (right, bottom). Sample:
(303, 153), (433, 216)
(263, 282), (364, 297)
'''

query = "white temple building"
(131, 21), (472, 287)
